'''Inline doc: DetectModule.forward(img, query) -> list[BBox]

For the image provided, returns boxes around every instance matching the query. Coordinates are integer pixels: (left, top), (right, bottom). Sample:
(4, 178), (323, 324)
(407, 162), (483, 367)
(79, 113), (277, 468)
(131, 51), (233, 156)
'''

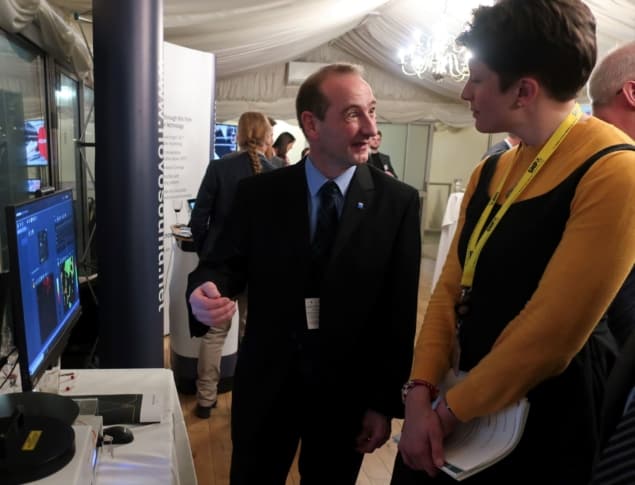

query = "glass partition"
(55, 72), (85, 271)
(0, 31), (48, 271)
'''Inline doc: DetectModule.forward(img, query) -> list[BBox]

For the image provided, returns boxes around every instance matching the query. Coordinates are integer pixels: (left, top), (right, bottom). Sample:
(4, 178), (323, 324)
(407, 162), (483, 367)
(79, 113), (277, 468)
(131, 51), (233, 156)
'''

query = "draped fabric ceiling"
(3, 0), (635, 126)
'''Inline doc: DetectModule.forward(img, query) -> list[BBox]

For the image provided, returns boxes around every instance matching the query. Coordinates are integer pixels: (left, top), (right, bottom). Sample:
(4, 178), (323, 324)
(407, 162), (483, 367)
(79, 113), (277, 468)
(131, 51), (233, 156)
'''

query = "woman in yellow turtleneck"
(393, 1), (635, 484)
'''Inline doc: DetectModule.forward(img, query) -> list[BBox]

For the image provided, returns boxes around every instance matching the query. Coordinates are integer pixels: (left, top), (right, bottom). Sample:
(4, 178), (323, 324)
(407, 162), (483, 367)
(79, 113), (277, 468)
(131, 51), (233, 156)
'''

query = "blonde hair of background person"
(236, 111), (273, 174)
(588, 41), (635, 138)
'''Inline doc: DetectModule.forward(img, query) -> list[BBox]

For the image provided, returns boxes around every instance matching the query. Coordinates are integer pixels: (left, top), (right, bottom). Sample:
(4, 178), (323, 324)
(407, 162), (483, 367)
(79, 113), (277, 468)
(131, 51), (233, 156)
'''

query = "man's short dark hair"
(296, 63), (363, 134)
(457, 0), (596, 101)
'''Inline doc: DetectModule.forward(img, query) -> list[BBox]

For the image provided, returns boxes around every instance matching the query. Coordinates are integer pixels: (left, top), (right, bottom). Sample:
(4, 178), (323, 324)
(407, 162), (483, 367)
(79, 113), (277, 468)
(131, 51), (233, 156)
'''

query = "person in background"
(586, 41), (635, 484)
(270, 131), (296, 167)
(588, 41), (635, 140)
(368, 130), (397, 177)
(187, 63), (421, 484)
(188, 111), (274, 419)
(301, 146), (310, 159)
(588, 40), (635, 349)
(265, 116), (277, 161)
(482, 132), (521, 158)
(392, 1), (635, 484)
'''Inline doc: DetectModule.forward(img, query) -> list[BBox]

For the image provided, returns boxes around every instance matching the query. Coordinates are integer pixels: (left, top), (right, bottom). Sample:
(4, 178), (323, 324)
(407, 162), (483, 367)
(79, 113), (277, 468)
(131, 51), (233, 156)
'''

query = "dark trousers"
(230, 349), (364, 484)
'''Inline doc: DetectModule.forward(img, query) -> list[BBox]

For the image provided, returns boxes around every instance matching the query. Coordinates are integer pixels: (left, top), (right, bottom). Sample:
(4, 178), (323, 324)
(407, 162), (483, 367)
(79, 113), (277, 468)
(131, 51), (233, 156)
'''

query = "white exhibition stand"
(168, 229), (238, 392)
(431, 192), (465, 290)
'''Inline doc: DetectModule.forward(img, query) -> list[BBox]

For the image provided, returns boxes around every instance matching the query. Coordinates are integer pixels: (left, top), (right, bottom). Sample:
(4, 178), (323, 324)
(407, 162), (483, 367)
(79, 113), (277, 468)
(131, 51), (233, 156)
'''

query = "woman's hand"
(398, 386), (446, 477)
(436, 397), (459, 437)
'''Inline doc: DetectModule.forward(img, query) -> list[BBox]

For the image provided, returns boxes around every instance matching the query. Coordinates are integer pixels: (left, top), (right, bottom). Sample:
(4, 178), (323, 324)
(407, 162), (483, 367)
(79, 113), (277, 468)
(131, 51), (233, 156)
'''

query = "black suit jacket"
(189, 151), (273, 258)
(187, 162), (420, 422)
(598, 328), (635, 452)
(369, 151), (397, 178)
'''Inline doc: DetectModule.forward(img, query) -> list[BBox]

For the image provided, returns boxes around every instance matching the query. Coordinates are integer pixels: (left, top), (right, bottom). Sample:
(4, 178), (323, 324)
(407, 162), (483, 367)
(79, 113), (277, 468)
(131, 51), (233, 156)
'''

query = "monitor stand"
(0, 355), (80, 483)
(0, 393), (78, 484)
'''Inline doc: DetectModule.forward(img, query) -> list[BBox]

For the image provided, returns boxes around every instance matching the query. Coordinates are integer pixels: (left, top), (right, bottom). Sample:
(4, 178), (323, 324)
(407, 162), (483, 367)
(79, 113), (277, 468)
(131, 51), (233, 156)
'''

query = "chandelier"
(398, 27), (471, 82)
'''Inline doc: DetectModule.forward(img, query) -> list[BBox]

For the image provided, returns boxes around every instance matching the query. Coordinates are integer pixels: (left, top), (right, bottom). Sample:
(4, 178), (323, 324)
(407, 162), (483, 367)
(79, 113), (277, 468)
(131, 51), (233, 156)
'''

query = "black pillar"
(93, 0), (164, 368)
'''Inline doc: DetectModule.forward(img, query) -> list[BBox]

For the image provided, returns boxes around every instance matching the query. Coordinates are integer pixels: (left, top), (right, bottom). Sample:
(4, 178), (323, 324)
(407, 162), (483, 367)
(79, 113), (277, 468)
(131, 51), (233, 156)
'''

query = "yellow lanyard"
(461, 104), (582, 289)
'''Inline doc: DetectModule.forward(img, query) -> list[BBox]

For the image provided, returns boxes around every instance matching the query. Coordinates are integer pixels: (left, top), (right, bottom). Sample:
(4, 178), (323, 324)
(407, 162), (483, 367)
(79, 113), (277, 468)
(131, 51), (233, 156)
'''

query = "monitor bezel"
(5, 188), (82, 392)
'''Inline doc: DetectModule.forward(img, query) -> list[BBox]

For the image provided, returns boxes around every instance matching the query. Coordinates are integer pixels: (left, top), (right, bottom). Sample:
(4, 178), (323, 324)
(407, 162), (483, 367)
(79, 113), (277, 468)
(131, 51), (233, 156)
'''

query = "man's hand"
(355, 409), (391, 453)
(189, 281), (236, 327)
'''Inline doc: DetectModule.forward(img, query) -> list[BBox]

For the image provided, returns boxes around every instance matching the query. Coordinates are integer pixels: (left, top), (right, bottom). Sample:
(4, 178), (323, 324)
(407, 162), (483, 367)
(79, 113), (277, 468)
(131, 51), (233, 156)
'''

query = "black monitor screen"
(213, 123), (237, 160)
(5, 189), (81, 391)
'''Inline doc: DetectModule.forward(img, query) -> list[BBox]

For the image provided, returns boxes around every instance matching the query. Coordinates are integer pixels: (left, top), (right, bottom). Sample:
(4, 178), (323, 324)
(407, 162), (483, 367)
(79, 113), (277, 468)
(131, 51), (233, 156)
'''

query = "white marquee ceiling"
(3, 0), (634, 124)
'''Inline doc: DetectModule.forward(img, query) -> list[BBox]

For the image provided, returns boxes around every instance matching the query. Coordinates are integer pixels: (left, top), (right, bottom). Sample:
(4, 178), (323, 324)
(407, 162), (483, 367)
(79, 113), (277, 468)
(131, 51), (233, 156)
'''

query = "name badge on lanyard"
(305, 298), (320, 330)
(453, 104), (583, 374)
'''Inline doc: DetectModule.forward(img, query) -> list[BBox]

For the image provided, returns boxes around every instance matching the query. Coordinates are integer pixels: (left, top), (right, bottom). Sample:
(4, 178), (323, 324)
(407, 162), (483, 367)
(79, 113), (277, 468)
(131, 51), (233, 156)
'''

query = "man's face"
(369, 133), (381, 151)
(306, 73), (377, 169)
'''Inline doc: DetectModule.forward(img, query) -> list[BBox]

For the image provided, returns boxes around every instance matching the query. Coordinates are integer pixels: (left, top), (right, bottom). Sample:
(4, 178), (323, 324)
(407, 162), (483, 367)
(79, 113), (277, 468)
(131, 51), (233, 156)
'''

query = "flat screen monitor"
(213, 123), (237, 160)
(5, 189), (81, 391)
(24, 119), (49, 167)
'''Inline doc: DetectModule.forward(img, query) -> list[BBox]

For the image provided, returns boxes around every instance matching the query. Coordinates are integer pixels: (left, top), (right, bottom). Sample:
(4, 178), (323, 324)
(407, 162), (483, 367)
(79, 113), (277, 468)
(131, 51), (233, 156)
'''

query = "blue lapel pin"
(356, 202), (364, 209)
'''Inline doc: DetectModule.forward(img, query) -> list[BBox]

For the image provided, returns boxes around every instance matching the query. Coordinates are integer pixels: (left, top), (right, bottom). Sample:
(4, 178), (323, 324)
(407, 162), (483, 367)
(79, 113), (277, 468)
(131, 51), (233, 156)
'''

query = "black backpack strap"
(583, 143), (635, 165)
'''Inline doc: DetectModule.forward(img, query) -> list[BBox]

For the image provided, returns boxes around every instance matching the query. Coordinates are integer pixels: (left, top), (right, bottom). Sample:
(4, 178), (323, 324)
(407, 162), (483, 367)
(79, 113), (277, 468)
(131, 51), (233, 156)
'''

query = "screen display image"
(213, 123), (237, 160)
(5, 189), (81, 391)
(36, 273), (57, 344)
(27, 178), (41, 193)
(24, 119), (49, 166)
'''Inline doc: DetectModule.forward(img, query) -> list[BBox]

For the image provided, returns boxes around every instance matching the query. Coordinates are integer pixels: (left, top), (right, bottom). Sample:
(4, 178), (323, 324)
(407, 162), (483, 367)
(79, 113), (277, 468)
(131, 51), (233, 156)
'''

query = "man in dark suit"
(588, 41), (635, 484)
(368, 130), (397, 177)
(187, 63), (421, 484)
(482, 133), (520, 158)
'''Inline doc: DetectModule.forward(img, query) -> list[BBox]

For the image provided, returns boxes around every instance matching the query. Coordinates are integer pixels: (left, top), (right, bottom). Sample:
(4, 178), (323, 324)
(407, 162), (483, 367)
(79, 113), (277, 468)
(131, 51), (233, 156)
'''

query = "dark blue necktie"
(308, 181), (341, 293)
(591, 401), (635, 484)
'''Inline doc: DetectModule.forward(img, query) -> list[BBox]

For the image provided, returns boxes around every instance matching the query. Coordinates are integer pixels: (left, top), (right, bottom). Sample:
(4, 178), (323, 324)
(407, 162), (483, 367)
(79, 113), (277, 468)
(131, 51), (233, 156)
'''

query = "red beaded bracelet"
(401, 379), (439, 403)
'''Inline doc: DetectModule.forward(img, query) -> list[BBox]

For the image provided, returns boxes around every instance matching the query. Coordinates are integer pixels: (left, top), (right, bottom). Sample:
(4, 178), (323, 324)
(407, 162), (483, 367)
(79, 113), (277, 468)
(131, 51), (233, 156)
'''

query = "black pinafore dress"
(392, 145), (635, 484)
(454, 148), (622, 484)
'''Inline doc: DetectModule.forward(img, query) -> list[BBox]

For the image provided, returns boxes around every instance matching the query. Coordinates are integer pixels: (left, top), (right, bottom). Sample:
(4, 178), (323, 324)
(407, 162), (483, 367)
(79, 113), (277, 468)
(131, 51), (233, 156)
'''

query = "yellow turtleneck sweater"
(412, 116), (635, 421)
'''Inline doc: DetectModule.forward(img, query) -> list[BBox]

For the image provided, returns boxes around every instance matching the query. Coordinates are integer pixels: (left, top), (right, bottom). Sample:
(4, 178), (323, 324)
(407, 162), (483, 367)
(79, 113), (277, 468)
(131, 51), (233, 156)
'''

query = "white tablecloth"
(59, 368), (196, 485)
(432, 192), (465, 290)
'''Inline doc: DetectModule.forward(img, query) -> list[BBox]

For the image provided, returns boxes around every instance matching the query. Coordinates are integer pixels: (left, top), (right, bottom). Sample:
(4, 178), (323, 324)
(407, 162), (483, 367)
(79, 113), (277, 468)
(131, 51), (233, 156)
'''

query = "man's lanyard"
(460, 104), (582, 289)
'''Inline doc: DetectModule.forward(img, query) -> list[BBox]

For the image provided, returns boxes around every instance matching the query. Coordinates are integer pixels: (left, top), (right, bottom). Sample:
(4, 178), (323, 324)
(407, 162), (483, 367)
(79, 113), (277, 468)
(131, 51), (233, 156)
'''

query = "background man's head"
(588, 41), (635, 138)
(369, 130), (382, 152)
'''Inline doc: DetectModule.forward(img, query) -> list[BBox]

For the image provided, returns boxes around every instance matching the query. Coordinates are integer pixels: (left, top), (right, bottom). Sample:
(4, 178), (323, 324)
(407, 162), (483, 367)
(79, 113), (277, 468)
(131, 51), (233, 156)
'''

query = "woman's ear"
(514, 78), (539, 108)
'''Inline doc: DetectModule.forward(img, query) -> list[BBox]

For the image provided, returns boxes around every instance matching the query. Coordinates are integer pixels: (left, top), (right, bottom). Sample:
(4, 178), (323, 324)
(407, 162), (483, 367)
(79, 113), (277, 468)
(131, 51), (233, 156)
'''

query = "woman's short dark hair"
(457, 0), (596, 101)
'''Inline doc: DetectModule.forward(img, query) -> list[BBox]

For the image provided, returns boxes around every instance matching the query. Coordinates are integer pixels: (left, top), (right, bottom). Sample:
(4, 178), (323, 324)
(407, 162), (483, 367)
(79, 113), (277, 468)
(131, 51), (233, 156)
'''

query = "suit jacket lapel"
(330, 164), (374, 262)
